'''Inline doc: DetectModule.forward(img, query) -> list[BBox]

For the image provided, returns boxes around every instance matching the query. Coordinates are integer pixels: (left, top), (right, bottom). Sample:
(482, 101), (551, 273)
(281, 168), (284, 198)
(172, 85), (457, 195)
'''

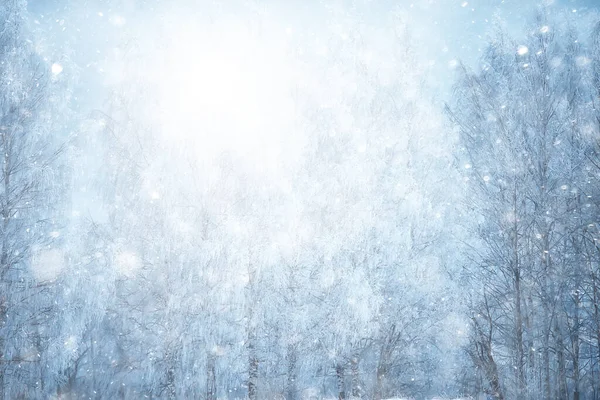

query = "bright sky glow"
(156, 19), (297, 169)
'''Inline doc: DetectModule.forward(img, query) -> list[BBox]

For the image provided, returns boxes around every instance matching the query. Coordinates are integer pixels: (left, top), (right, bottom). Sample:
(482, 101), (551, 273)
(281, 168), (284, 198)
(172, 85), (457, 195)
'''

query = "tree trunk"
(350, 355), (360, 398)
(555, 320), (567, 400)
(246, 257), (259, 400)
(248, 330), (258, 400)
(0, 295), (5, 399)
(594, 272), (600, 400)
(470, 309), (504, 400)
(336, 363), (346, 400)
(572, 291), (581, 400)
(373, 360), (386, 400)
(285, 343), (297, 400)
(525, 293), (535, 393)
(165, 361), (176, 400)
(512, 188), (526, 400)
(90, 333), (97, 400)
(206, 352), (217, 400)
(543, 327), (551, 400)
(480, 341), (503, 400)
(514, 267), (526, 400)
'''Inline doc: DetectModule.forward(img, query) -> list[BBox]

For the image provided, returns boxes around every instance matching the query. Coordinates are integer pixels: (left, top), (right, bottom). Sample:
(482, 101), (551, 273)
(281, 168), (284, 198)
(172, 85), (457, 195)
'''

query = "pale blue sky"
(27, 0), (600, 103)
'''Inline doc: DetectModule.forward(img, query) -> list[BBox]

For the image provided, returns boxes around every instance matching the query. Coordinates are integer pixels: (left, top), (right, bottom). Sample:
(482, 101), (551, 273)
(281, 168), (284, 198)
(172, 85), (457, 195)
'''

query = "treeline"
(0, 2), (463, 399)
(2, 1), (600, 400)
(448, 13), (600, 400)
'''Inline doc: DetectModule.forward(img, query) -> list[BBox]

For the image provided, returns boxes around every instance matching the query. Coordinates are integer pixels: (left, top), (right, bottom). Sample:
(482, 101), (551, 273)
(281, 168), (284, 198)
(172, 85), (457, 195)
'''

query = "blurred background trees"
(4, 1), (600, 400)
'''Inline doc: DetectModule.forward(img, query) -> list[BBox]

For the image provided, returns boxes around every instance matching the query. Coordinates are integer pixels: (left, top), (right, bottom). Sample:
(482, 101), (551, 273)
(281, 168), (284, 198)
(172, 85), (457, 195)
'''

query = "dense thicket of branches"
(4, 2), (600, 400)
(448, 14), (600, 400)
(0, 3), (465, 399)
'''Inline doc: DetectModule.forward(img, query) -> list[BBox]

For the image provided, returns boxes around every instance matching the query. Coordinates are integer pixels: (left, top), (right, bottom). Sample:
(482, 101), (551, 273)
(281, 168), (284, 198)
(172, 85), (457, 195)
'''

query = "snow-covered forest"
(2, 0), (600, 399)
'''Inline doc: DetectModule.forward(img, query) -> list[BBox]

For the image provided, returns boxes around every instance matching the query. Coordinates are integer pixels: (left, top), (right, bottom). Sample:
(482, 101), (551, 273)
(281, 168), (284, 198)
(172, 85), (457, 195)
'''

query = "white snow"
(517, 45), (529, 55)
(31, 248), (65, 282)
(51, 63), (63, 75)
(114, 251), (142, 277)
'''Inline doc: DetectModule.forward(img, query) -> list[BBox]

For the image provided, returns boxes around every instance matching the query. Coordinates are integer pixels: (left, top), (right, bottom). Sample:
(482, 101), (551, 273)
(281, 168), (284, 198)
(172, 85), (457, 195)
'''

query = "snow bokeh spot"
(517, 45), (529, 56)
(31, 248), (65, 282)
(114, 251), (142, 277)
(51, 63), (63, 75)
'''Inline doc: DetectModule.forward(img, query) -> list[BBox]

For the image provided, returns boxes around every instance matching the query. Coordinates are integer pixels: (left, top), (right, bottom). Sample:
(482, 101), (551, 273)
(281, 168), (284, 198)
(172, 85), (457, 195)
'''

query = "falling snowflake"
(51, 63), (63, 75)
(517, 45), (529, 56)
